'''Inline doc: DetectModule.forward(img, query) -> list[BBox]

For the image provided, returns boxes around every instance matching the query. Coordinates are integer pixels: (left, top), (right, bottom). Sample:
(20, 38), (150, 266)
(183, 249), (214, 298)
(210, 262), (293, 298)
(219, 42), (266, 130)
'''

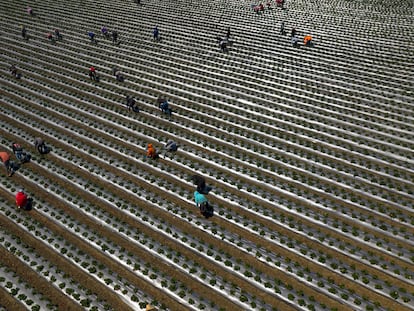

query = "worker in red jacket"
(15, 189), (28, 209)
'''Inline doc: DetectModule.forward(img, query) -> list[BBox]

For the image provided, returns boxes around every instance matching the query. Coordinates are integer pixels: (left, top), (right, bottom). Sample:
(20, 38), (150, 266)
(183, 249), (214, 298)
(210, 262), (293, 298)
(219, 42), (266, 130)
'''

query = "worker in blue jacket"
(194, 191), (207, 208)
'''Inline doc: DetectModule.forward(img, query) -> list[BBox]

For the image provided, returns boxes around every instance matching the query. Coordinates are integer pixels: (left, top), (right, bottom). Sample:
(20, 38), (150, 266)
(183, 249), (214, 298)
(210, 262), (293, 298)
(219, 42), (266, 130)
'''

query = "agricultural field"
(0, 0), (413, 310)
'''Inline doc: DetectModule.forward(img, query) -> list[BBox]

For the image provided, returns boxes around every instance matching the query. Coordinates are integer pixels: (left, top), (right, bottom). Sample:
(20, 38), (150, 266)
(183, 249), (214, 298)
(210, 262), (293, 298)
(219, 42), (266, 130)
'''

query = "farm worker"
(15, 189), (28, 209)
(34, 137), (46, 154)
(0, 151), (13, 176)
(112, 30), (118, 43)
(147, 143), (157, 159)
(194, 191), (208, 208)
(89, 66), (97, 80)
(304, 35), (312, 46)
(153, 26), (159, 41)
(164, 140), (178, 152)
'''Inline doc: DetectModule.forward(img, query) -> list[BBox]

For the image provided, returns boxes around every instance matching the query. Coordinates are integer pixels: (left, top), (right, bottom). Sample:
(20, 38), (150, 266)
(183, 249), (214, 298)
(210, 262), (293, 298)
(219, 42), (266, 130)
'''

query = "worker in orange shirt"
(147, 143), (158, 159)
(304, 35), (313, 46)
(0, 151), (13, 176)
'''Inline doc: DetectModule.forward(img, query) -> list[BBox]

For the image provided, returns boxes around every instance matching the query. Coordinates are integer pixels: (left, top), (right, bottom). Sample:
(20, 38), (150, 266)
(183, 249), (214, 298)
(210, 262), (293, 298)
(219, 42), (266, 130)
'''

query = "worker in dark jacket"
(88, 31), (97, 44)
(112, 30), (118, 44)
(34, 137), (48, 154)
(9, 64), (21, 78)
(101, 26), (110, 38)
(163, 140), (178, 158)
(153, 26), (160, 41)
(54, 29), (63, 40)
(21, 26), (28, 39)
(12, 143), (31, 163)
